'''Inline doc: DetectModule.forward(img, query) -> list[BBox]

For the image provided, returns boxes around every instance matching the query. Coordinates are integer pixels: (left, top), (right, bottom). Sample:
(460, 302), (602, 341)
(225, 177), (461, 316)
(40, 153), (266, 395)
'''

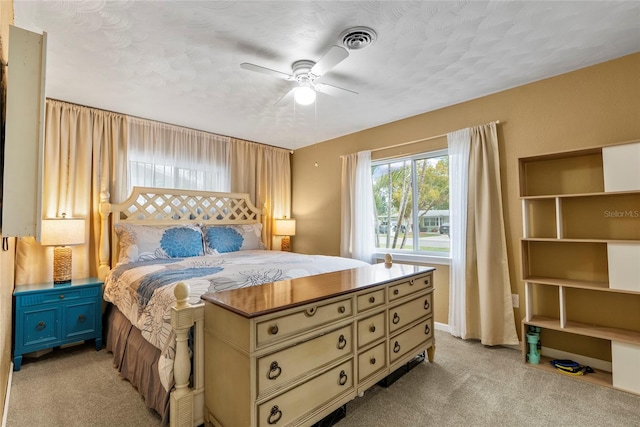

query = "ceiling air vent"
(340, 26), (377, 50)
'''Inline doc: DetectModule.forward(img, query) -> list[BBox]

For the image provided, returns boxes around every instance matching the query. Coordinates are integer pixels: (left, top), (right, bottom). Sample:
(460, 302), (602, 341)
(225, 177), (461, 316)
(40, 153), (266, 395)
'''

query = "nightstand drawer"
(19, 286), (101, 306)
(65, 301), (98, 339)
(22, 307), (60, 347)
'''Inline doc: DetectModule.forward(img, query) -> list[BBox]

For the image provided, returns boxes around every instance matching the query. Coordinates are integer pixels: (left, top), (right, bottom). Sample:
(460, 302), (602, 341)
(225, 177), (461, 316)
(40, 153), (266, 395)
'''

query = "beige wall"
(292, 53), (640, 331)
(0, 0), (14, 420)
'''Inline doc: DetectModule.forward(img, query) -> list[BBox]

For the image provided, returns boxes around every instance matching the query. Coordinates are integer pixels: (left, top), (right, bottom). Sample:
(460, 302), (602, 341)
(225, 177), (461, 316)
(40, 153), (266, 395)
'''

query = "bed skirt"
(104, 304), (171, 425)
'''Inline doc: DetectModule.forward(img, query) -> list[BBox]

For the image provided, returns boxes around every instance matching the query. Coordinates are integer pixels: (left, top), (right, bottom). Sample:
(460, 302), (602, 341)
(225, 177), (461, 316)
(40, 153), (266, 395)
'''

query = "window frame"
(372, 148), (450, 264)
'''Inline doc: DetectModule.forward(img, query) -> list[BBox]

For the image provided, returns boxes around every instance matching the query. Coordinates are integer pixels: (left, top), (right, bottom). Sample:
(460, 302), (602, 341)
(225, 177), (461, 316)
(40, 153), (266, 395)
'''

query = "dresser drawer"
(358, 342), (386, 382)
(256, 297), (352, 347)
(257, 360), (353, 427)
(357, 312), (385, 349)
(356, 289), (385, 312)
(18, 286), (101, 307)
(257, 325), (352, 396)
(22, 307), (60, 348)
(388, 273), (432, 302)
(390, 317), (433, 364)
(389, 292), (433, 333)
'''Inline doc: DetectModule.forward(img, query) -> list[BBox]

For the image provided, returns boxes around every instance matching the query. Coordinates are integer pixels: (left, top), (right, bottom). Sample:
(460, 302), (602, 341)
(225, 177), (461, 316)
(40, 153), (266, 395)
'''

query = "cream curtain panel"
(340, 151), (374, 263)
(447, 122), (518, 346)
(16, 100), (128, 285)
(127, 117), (231, 194)
(16, 100), (291, 283)
(229, 139), (291, 250)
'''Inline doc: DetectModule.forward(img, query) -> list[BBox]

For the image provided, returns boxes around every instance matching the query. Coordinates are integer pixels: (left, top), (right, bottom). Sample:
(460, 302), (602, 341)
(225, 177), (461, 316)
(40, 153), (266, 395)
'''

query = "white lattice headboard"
(98, 187), (262, 278)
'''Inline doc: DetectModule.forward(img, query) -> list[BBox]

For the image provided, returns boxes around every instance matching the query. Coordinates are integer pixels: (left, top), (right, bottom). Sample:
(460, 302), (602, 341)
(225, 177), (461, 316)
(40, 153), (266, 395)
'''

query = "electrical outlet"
(512, 294), (520, 308)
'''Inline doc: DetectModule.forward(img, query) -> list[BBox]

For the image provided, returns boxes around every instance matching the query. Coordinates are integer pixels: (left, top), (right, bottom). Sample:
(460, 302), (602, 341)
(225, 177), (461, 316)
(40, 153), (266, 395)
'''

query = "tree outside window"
(372, 150), (449, 256)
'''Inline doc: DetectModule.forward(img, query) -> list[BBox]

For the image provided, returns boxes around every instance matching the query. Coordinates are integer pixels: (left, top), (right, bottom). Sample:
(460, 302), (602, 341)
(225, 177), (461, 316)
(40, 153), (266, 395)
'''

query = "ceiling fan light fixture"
(294, 85), (316, 105)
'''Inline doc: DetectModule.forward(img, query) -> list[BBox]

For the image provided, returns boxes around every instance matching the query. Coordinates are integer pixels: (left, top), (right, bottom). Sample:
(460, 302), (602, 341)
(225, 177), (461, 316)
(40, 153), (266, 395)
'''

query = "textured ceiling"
(13, 1), (640, 150)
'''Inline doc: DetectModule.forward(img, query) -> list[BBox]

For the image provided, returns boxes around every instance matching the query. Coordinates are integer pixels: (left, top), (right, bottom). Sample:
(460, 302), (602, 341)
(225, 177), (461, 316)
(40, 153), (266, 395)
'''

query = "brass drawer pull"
(393, 289), (399, 296)
(369, 296), (375, 303)
(59, 294), (65, 299)
(267, 361), (282, 380)
(425, 324), (431, 335)
(393, 341), (401, 353)
(270, 325), (279, 335)
(369, 325), (376, 333)
(305, 307), (317, 317)
(337, 334), (347, 350)
(425, 278), (430, 285)
(424, 300), (430, 310)
(338, 370), (348, 386)
(78, 314), (86, 322)
(370, 357), (376, 365)
(392, 312), (400, 324)
(409, 279), (415, 286)
(267, 405), (282, 425)
(35, 321), (46, 331)
(338, 305), (346, 314)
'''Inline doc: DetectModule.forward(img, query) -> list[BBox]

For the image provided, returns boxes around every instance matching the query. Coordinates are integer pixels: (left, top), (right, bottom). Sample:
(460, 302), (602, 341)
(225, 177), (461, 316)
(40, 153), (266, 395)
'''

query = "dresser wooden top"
(201, 263), (435, 318)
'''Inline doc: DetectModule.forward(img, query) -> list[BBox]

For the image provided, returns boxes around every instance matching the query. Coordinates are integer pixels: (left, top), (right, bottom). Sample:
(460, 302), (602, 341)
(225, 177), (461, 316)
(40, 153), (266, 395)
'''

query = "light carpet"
(7, 330), (640, 426)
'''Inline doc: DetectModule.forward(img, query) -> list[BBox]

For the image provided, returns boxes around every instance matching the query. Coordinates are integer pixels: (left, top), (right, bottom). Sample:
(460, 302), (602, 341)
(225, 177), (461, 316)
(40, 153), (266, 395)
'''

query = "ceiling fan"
(240, 27), (377, 106)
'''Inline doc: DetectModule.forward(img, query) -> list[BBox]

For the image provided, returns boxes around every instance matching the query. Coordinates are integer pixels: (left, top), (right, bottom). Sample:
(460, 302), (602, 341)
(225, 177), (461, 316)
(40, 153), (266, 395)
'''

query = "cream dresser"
(201, 263), (435, 427)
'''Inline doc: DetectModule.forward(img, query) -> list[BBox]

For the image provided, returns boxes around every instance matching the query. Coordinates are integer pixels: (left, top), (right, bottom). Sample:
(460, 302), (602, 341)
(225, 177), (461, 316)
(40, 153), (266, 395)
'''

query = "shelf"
(523, 276), (606, 289)
(521, 190), (640, 200)
(522, 237), (640, 244)
(524, 355), (612, 389)
(525, 316), (640, 346)
(524, 277), (640, 295)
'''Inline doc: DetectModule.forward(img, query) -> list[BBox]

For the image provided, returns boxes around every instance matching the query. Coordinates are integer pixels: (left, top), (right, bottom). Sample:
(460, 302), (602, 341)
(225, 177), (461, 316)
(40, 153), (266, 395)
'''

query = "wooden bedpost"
(98, 191), (112, 280)
(171, 282), (205, 427)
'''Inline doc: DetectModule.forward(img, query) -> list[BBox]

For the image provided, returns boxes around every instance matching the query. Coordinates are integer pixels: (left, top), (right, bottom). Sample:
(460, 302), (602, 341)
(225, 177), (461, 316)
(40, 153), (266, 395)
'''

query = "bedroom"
(1, 1), (640, 426)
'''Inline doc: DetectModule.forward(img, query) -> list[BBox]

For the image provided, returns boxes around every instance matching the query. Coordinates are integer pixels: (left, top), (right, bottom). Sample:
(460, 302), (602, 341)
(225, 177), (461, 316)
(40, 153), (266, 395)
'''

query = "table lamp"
(274, 217), (296, 252)
(41, 215), (85, 284)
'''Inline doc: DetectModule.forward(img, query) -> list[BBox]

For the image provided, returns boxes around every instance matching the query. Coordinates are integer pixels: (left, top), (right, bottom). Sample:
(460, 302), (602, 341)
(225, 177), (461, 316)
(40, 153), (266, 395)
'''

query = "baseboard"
(434, 322), (522, 351)
(2, 363), (13, 427)
(434, 321), (450, 333)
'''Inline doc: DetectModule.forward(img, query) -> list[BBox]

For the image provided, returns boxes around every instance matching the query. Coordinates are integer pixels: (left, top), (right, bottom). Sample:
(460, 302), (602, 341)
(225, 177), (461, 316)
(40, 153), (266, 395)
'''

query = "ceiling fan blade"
(274, 87), (296, 107)
(240, 63), (293, 80)
(310, 45), (349, 77)
(315, 82), (358, 97)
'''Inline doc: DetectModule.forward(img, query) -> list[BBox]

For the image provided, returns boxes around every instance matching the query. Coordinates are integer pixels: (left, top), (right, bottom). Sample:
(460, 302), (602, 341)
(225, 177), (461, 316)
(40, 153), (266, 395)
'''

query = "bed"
(97, 187), (372, 425)
(97, 187), (435, 427)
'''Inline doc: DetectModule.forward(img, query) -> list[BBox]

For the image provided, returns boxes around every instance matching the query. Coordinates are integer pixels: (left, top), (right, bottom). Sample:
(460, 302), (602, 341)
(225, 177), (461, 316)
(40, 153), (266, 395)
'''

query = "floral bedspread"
(103, 250), (369, 391)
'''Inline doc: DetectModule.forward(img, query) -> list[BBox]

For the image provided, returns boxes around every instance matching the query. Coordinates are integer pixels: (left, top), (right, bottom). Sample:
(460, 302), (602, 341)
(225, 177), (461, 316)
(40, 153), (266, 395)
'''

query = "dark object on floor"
(311, 404), (347, 427)
(377, 351), (426, 387)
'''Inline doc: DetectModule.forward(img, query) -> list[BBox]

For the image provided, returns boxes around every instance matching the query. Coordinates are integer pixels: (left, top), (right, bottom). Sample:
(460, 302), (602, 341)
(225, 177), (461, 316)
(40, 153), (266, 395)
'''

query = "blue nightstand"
(13, 278), (103, 371)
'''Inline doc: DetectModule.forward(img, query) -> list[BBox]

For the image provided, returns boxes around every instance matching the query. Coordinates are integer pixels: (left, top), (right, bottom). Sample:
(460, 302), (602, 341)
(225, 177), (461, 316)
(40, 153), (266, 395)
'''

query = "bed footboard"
(171, 282), (205, 427)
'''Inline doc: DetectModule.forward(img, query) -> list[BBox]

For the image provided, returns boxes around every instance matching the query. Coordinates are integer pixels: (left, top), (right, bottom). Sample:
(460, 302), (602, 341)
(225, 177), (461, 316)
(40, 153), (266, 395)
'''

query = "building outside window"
(371, 149), (449, 257)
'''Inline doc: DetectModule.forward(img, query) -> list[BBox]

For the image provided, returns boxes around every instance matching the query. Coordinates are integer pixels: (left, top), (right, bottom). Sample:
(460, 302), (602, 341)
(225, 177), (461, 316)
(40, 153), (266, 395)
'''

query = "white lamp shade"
(274, 218), (296, 236)
(41, 218), (85, 246)
(294, 86), (316, 105)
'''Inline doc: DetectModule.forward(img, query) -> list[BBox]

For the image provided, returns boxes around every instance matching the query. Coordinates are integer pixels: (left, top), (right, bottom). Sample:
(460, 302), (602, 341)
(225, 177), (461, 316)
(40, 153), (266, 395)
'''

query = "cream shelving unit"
(520, 141), (640, 394)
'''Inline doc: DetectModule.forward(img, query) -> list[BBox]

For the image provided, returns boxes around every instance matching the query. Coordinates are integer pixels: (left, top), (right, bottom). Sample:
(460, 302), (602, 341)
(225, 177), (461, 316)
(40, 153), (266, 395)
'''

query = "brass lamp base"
(280, 236), (291, 252)
(53, 246), (72, 284)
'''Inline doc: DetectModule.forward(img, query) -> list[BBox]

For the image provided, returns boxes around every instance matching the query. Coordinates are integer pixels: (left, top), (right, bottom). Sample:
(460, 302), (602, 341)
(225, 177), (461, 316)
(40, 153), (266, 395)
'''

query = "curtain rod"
(370, 120), (502, 153)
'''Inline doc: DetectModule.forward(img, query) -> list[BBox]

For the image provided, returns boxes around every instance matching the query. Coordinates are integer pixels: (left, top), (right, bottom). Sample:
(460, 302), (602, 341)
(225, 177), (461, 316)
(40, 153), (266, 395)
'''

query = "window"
(372, 149), (449, 257)
(126, 119), (230, 193)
